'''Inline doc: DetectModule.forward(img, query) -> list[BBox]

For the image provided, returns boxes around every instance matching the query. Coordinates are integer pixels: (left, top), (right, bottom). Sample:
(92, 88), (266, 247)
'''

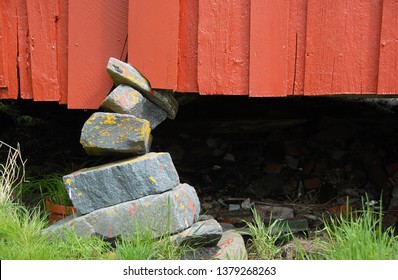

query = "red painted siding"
(68, 0), (128, 109)
(0, 0), (397, 108)
(378, 0), (398, 94)
(129, 0), (179, 90)
(249, 0), (289, 97)
(304, 0), (382, 95)
(198, 0), (250, 95)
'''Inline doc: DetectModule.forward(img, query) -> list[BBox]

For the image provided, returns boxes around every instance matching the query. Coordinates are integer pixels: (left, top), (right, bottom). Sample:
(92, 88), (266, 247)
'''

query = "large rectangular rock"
(63, 152), (180, 214)
(106, 57), (178, 119)
(80, 112), (151, 155)
(44, 184), (200, 239)
(101, 84), (167, 129)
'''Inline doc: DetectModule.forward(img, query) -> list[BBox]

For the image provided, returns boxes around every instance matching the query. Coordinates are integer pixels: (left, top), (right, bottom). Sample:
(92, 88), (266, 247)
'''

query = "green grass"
(309, 203), (398, 260)
(0, 201), (111, 260)
(245, 207), (291, 259)
(246, 202), (398, 260)
(115, 226), (188, 260)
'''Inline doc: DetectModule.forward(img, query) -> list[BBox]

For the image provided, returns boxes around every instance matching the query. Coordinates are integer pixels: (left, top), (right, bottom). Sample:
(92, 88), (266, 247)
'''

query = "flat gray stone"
(182, 229), (247, 260)
(170, 219), (222, 247)
(106, 57), (178, 119)
(43, 184), (200, 239)
(213, 229), (248, 260)
(255, 204), (294, 221)
(63, 152), (180, 214)
(101, 85), (167, 129)
(80, 112), (151, 155)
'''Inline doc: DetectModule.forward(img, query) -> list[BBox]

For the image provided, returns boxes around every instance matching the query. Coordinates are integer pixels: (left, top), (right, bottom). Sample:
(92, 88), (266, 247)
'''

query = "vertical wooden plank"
(286, 0), (307, 96)
(304, 0), (382, 95)
(129, 0), (179, 90)
(56, 0), (68, 104)
(177, 0), (199, 93)
(16, 0), (33, 99)
(0, 0), (19, 99)
(378, 0), (398, 95)
(26, 0), (60, 101)
(68, 0), (128, 109)
(249, 0), (289, 97)
(198, 0), (250, 95)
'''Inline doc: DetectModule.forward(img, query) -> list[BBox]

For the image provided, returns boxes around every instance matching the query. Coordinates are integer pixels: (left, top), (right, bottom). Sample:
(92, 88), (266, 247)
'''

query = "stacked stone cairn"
(44, 58), (235, 256)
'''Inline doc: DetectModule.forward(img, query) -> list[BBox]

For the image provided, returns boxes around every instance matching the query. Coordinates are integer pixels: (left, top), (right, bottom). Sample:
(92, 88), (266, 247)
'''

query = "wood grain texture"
(16, 0), (33, 99)
(68, 0), (128, 109)
(0, 0), (19, 99)
(56, 0), (68, 104)
(198, 0), (250, 95)
(377, 0), (398, 94)
(249, 0), (289, 97)
(177, 0), (199, 93)
(304, 0), (382, 95)
(26, 0), (60, 101)
(286, 0), (307, 96)
(129, 0), (179, 90)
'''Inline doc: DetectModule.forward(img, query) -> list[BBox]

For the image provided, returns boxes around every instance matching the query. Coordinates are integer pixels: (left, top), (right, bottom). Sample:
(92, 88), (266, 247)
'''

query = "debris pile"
(151, 103), (398, 233)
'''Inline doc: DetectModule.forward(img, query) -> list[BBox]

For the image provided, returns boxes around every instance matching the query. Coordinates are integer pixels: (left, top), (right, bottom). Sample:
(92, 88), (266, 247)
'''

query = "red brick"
(303, 177), (322, 190)
(385, 162), (398, 177)
(303, 158), (316, 174)
(367, 164), (389, 190)
(263, 162), (284, 174)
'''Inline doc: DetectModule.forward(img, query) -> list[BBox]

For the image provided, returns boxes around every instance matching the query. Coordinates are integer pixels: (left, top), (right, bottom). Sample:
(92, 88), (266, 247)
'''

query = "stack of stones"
(45, 58), (223, 246)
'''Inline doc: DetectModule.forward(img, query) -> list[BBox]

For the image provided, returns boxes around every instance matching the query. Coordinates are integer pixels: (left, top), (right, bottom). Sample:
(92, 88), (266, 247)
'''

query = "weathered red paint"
(304, 0), (382, 95)
(249, 0), (289, 97)
(16, 0), (33, 100)
(378, 0), (398, 95)
(198, 0), (250, 95)
(286, 0), (307, 96)
(57, 0), (69, 104)
(1, 0), (398, 108)
(68, 0), (128, 109)
(26, 0), (61, 101)
(0, 0), (18, 99)
(129, 0), (179, 90)
(177, 0), (199, 93)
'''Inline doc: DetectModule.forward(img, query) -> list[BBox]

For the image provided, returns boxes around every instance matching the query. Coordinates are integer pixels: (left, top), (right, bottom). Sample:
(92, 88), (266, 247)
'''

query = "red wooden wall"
(130, 0), (398, 98)
(0, 0), (397, 109)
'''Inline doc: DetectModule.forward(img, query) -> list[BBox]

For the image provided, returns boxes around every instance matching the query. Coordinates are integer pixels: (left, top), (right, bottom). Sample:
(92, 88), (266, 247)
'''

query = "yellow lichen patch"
(65, 178), (72, 185)
(77, 192), (82, 197)
(103, 114), (117, 125)
(99, 130), (110, 136)
(119, 135), (126, 141)
(145, 202), (150, 207)
(86, 121), (93, 125)
(87, 141), (94, 147)
(175, 193), (179, 198)
(149, 176), (157, 184)
(95, 126), (100, 130)
(180, 203), (185, 210)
